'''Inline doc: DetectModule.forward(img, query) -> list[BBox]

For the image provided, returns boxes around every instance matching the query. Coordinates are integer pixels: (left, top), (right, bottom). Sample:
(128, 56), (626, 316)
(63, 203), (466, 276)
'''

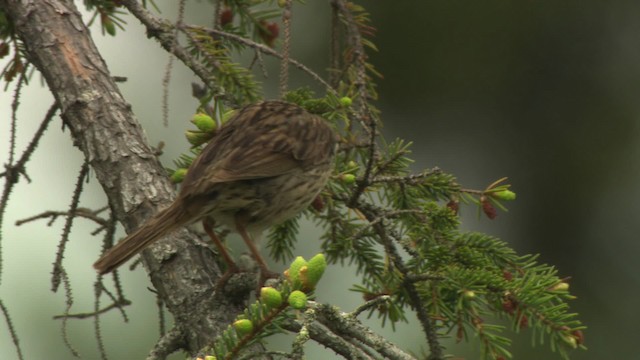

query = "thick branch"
(282, 319), (373, 360)
(146, 326), (186, 360)
(0, 0), (252, 356)
(312, 302), (417, 360)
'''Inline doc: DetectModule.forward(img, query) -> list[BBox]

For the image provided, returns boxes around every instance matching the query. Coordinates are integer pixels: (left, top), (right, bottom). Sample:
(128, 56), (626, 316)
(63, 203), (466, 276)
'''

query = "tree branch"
(312, 301), (417, 360)
(200, 27), (335, 94)
(146, 326), (186, 360)
(356, 201), (445, 360)
(119, 0), (232, 105)
(0, 102), (57, 284)
(53, 298), (131, 320)
(0, 0), (254, 356)
(0, 299), (24, 360)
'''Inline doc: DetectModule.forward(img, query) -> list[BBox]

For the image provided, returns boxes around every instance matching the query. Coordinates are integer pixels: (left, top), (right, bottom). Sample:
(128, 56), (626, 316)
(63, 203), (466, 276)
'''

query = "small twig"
(119, 0), (232, 104)
(282, 319), (373, 360)
(9, 71), (28, 165)
(95, 212), (117, 255)
(98, 278), (130, 321)
(59, 266), (81, 358)
(331, 0), (372, 122)
(90, 224), (107, 236)
(51, 162), (90, 293)
(15, 207), (109, 227)
(93, 281), (108, 360)
(96, 211), (131, 319)
(370, 169), (441, 185)
(349, 295), (390, 318)
(349, 209), (425, 241)
(213, 0), (222, 29)
(0, 102), (56, 284)
(181, 28), (250, 96)
(239, 351), (292, 360)
(129, 257), (142, 272)
(161, 55), (175, 127)
(331, 1), (379, 211)
(347, 121), (376, 207)
(161, 0), (186, 127)
(329, 1), (341, 88)
(252, 49), (268, 78)
(291, 305), (315, 360)
(197, 26), (336, 94)
(405, 273), (445, 283)
(332, 0), (378, 206)
(53, 299), (131, 320)
(0, 102), (57, 182)
(0, 102), (58, 180)
(279, 0), (292, 98)
(0, 298), (24, 360)
(460, 188), (484, 195)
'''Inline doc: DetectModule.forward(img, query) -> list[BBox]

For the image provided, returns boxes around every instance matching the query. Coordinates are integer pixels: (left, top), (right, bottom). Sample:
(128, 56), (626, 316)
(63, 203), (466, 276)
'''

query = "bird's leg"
(234, 218), (279, 287)
(203, 219), (239, 287)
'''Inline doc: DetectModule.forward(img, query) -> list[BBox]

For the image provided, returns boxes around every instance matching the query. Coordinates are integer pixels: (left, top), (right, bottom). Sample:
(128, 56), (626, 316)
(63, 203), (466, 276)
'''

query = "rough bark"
(1, 0), (253, 356)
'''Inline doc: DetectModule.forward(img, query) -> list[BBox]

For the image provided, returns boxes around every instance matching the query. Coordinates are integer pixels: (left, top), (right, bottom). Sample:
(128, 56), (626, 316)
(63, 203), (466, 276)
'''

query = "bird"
(93, 100), (337, 281)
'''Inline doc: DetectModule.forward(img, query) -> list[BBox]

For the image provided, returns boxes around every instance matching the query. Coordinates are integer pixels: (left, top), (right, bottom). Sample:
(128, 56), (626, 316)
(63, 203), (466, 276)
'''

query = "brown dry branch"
(200, 26), (335, 94)
(0, 299), (23, 360)
(119, 0), (232, 105)
(53, 297), (131, 320)
(51, 162), (90, 292)
(279, 0), (293, 98)
(1, 0), (254, 357)
(15, 206), (109, 228)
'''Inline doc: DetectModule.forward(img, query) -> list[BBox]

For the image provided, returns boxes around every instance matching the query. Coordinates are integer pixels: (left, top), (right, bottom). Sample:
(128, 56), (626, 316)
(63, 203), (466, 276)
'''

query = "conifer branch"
(312, 301), (417, 360)
(119, 0), (232, 104)
(198, 27), (335, 93)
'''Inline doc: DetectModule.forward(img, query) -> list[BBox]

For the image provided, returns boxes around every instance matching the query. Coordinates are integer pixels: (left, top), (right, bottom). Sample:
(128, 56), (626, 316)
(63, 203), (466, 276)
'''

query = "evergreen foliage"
(0, 1), (586, 359)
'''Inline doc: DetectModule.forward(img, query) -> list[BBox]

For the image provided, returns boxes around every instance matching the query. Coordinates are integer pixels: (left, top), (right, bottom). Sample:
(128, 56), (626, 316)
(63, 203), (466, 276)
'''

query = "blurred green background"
(1, 1), (637, 359)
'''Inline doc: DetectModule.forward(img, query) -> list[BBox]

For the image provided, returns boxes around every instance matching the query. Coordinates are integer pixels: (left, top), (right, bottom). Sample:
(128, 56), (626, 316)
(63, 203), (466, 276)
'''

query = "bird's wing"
(180, 101), (334, 197)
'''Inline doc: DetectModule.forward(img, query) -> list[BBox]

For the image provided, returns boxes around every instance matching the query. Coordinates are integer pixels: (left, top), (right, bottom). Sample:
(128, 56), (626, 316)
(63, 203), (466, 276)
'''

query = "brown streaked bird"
(93, 101), (337, 279)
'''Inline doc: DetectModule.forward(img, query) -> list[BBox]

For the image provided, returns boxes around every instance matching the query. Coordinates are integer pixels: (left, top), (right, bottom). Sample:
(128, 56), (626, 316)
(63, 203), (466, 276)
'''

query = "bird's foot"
(215, 263), (242, 290)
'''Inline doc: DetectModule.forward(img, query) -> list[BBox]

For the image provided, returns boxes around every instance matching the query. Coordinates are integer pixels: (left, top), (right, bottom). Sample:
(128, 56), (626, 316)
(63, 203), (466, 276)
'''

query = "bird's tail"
(93, 202), (190, 274)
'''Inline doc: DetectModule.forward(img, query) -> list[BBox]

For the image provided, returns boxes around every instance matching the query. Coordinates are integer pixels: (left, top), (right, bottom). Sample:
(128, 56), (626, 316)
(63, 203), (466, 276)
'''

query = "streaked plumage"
(94, 101), (336, 275)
